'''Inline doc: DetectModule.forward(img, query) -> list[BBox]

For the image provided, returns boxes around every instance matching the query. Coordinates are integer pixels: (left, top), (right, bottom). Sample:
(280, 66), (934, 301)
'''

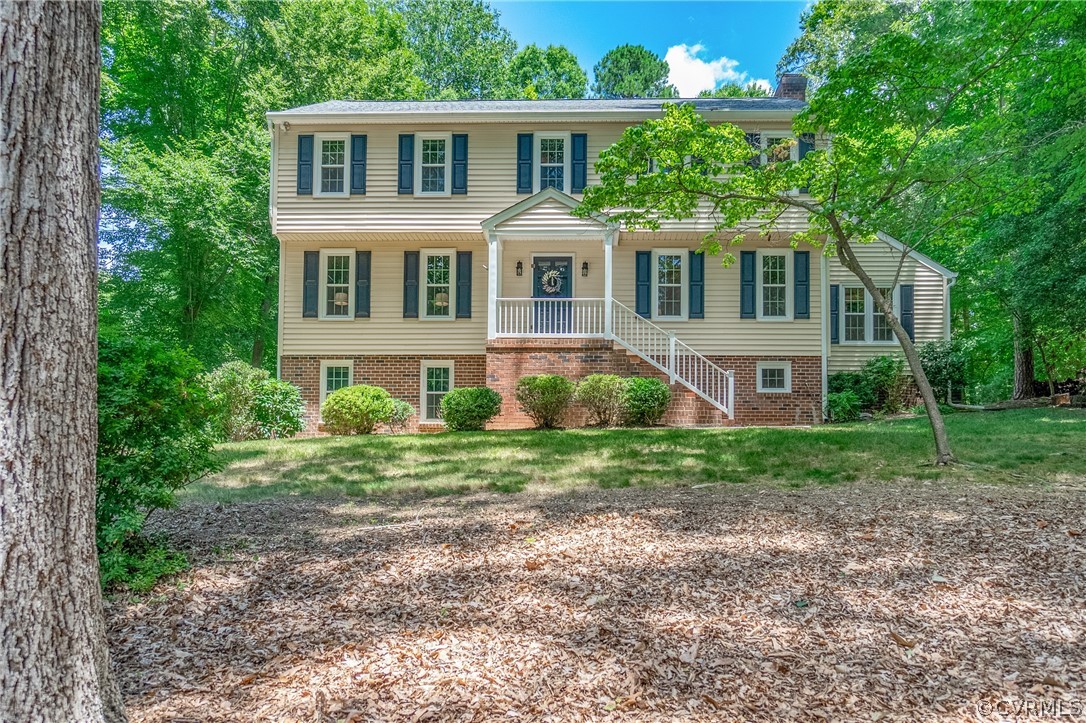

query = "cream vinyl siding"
(499, 240), (605, 299)
(828, 241), (950, 372)
(614, 233), (823, 357)
(273, 121), (799, 236)
(280, 238), (487, 356)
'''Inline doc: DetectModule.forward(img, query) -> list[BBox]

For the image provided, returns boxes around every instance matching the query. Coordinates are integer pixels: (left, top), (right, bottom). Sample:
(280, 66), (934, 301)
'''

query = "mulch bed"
(106, 480), (1086, 722)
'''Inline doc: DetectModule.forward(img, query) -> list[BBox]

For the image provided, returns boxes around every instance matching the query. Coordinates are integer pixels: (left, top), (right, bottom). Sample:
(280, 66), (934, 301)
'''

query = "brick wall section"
(281, 354), (485, 435)
(484, 339), (823, 429)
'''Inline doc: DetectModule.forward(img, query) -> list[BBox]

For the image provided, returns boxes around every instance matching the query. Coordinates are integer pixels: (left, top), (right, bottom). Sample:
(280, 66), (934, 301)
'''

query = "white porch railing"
(495, 298), (606, 337)
(611, 300), (734, 418)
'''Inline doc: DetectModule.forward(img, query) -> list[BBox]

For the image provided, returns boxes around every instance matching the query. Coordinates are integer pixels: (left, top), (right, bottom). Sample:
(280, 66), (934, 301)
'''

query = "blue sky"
(491, 1), (807, 96)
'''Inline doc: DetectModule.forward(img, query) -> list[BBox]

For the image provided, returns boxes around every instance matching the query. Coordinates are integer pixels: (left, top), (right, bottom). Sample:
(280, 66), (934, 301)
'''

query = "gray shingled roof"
(273, 97), (806, 115)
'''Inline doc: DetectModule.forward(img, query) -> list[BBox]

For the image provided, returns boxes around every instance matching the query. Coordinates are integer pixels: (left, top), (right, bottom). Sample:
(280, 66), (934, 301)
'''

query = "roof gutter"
(264, 109), (801, 125)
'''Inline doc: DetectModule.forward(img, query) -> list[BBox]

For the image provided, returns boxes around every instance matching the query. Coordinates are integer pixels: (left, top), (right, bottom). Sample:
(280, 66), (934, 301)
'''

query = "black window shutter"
(398, 134), (414, 194)
(900, 284), (915, 341)
(302, 250), (319, 317)
(297, 135), (313, 195)
(516, 133), (533, 194)
(689, 250), (704, 319)
(830, 284), (840, 344)
(798, 133), (814, 192)
(355, 251), (371, 318)
(571, 133), (588, 193)
(794, 250), (810, 319)
(403, 251), (419, 318)
(635, 250), (651, 318)
(452, 134), (468, 194)
(350, 135), (367, 195)
(456, 251), (472, 318)
(740, 251), (756, 318)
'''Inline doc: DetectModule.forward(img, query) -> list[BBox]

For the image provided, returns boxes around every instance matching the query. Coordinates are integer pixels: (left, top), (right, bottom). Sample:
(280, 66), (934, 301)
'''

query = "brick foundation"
(282, 344), (823, 435)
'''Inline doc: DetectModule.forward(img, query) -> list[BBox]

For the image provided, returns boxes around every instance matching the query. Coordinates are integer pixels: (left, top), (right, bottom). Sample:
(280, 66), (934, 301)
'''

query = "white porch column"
(487, 232), (501, 339)
(603, 228), (616, 338)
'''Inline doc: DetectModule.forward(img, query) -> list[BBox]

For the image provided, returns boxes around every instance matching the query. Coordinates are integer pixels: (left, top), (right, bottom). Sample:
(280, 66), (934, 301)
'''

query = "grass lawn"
(188, 408), (1086, 503)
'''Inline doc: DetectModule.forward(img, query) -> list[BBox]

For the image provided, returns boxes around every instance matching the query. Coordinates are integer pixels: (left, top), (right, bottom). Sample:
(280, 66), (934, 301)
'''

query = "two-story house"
(266, 77), (956, 433)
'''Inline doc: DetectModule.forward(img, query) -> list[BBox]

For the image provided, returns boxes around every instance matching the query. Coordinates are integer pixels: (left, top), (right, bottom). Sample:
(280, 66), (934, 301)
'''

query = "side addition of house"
(266, 78), (956, 433)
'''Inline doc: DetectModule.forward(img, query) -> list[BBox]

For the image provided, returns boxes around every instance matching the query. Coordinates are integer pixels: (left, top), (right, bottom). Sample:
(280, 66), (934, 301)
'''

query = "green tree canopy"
(508, 44), (588, 99)
(591, 44), (676, 98)
(697, 82), (770, 99)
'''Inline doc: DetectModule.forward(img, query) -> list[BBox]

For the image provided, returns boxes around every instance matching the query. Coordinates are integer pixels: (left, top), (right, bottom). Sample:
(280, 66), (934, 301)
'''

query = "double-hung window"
(421, 361), (453, 423)
(421, 249), (454, 320)
(536, 134), (569, 192)
(757, 249), (791, 320)
(320, 249), (353, 319)
(841, 286), (899, 343)
(652, 248), (687, 320)
(314, 134), (349, 197)
(415, 134), (451, 196)
(319, 360), (353, 410)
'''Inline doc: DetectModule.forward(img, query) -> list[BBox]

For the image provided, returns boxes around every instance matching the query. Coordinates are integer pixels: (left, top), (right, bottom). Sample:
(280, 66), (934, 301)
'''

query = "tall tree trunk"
(1, 2), (126, 721)
(1011, 310), (1035, 400)
(1035, 335), (1056, 397)
(832, 226), (954, 465)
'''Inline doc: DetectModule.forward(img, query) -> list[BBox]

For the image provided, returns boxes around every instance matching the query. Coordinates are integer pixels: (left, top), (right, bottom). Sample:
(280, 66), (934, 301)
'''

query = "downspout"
(268, 119), (284, 379)
(820, 252), (829, 422)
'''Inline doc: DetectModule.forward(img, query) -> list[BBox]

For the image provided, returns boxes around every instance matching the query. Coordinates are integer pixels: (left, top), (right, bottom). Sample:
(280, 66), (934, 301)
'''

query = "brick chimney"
(774, 73), (808, 101)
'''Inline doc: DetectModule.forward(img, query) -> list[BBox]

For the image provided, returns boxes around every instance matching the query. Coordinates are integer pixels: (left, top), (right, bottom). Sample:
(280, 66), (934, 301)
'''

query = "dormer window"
(536, 133), (569, 193)
(314, 134), (349, 197)
(415, 134), (452, 196)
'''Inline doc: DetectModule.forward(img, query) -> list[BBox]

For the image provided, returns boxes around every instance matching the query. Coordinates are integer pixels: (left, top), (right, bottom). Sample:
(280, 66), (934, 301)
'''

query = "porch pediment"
(482, 187), (613, 240)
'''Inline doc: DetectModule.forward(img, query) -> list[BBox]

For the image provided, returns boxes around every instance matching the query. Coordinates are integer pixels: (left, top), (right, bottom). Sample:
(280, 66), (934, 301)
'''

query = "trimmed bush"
(826, 390), (862, 422)
(515, 374), (575, 429)
(441, 387), (503, 431)
(623, 377), (671, 426)
(387, 399), (415, 433)
(575, 374), (626, 426)
(203, 360), (305, 441)
(98, 336), (220, 590)
(862, 355), (910, 413)
(828, 371), (876, 411)
(321, 384), (394, 435)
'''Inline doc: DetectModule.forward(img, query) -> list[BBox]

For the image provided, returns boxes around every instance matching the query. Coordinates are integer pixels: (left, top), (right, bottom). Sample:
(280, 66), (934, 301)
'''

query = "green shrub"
(862, 355), (910, 413)
(441, 387), (503, 431)
(515, 375), (575, 429)
(203, 360), (304, 441)
(917, 339), (969, 403)
(97, 336), (220, 590)
(826, 390), (862, 422)
(575, 374), (626, 426)
(387, 399), (415, 433)
(251, 378), (305, 439)
(623, 377), (671, 426)
(828, 371), (877, 411)
(321, 384), (394, 435)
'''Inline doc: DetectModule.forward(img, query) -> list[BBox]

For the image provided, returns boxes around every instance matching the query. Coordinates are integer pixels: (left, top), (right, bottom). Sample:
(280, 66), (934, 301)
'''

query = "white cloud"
(665, 44), (770, 97)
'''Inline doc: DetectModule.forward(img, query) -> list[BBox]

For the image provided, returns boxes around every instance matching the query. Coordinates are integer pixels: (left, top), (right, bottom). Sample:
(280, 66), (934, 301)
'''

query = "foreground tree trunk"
(834, 228), (954, 465)
(1011, 311), (1036, 400)
(0, 2), (126, 721)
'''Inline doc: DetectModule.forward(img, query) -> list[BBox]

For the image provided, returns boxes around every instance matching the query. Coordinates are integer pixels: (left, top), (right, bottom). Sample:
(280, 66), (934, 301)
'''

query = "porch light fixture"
(515, 261), (523, 277)
(581, 261), (589, 277)
(434, 291), (450, 308)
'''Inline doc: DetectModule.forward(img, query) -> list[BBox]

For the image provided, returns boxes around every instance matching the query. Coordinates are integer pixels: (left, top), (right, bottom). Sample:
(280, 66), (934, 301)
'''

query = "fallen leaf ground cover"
(108, 477), (1086, 722)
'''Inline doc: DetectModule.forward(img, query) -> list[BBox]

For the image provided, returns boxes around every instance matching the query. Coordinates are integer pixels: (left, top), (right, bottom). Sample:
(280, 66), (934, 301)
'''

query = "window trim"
(760, 133), (799, 166)
(318, 248), (354, 321)
(755, 248), (793, 321)
(319, 360), (353, 413)
(420, 360), (454, 424)
(839, 285), (901, 346)
(414, 133), (452, 197)
(313, 133), (350, 198)
(651, 248), (688, 321)
(420, 248), (456, 321)
(534, 132), (571, 193)
(756, 361), (792, 394)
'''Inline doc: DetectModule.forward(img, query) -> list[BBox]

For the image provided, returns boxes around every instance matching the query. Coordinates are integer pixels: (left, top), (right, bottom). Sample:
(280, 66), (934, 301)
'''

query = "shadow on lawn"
(110, 481), (1086, 721)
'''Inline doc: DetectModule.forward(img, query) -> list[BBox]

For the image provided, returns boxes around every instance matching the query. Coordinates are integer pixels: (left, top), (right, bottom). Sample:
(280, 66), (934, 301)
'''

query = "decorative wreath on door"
(540, 268), (563, 295)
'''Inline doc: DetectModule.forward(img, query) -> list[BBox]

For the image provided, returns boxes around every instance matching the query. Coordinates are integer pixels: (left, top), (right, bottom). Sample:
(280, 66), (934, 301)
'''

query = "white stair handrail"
(610, 299), (735, 418)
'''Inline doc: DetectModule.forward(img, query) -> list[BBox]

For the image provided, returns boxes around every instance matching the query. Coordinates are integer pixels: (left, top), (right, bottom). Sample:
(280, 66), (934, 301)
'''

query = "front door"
(532, 256), (573, 334)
